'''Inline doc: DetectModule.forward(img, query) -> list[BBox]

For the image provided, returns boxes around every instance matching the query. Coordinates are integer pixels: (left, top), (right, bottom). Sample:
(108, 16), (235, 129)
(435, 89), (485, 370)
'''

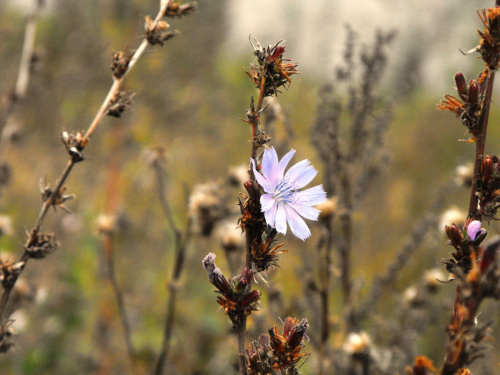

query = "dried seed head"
(142, 145), (167, 168)
(0, 216), (13, 238)
(217, 220), (244, 252)
(111, 51), (133, 79)
(107, 91), (134, 118)
(227, 165), (248, 187)
(0, 259), (25, 289)
(145, 16), (180, 46)
(317, 196), (338, 220)
(440, 206), (467, 231)
(423, 268), (446, 291)
(343, 331), (371, 354)
(24, 231), (58, 259)
(164, 1), (197, 18)
(95, 214), (118, 236)
(188, 182), (226, 236)
(455, 163), (474, 187)
(61, 130), (87, 162)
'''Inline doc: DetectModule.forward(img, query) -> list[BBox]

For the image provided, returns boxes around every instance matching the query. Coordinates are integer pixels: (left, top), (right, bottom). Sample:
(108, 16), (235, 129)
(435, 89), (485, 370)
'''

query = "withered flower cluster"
(477, 8), (500, 70)
(245, 39), (299, 97)
(202, 253), (260, 329)
(438, 72), (487, 141)
(246, 317), (309, 375)
(441, 223), (500, 373)
(472, 155), (500, 220)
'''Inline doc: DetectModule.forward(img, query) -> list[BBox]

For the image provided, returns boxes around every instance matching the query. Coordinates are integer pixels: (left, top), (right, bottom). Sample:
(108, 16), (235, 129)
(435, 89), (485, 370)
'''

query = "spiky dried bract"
(164, 1), (197, 18)
(144, 16), (180, 47)
(202, 253), (260, 328)
(24, 230), (58, 259)
(107, 91), (134, 118)
(477, 8), (500, 70)
(245, 39), (299, 97)
(246, 317), (309, 375)
(111, 51), (133, 79)
(406, 356), (436, 375)
(0, 260), (25, 289)
(437, 72), (488, 141)
(61, 130), (88, 163)
(440, 236), (500, 374)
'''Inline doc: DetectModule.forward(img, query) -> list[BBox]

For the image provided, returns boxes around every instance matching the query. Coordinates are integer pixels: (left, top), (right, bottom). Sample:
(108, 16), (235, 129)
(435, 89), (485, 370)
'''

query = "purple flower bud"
(455, 72), (468, 101)
(467, 220), (482, 241)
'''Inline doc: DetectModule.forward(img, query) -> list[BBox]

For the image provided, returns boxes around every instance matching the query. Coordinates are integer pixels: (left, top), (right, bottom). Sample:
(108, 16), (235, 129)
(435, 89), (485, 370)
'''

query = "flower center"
(273, 178), (297, 204)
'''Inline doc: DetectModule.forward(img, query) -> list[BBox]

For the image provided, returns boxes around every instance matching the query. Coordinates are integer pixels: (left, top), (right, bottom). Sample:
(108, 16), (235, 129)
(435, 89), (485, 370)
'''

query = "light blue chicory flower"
(251, 147), (327, 240)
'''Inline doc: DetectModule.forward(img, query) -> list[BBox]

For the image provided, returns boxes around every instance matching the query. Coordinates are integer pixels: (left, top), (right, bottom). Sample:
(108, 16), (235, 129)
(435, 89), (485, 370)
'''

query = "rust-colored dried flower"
(245, 38), (299, 97)
(438, 73), (486, 140)
(477, 8), (500, 69)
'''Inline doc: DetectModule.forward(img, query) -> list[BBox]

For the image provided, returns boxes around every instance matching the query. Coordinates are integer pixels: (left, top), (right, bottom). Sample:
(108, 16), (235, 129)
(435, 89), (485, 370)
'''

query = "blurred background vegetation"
(1, 0), (500, 374)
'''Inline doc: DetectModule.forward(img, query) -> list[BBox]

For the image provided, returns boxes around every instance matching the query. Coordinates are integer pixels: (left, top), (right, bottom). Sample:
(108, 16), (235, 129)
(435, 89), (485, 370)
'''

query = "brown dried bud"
(164, 1), (197, 18)
(107, 91), (134, 118)
(287, 318), (308, 349)
(111, 51), (133, 79)
(482, 155), (494, 184)
(445, 224), (463, 248)
(467, 80), (478, 104)
(455, 73), (468, 101)
(25, 231), (58, 259)
(145, 16), (180, 46)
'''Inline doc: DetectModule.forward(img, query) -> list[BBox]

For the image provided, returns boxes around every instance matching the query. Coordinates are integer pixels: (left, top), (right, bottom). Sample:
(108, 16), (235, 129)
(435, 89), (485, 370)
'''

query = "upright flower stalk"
(434, 4), (500, 374)
(203, 39), (317, 375)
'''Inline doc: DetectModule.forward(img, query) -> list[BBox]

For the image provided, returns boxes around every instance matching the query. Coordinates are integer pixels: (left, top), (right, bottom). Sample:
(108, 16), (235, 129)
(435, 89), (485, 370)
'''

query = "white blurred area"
(4, 0), (497, 92)
(224, 0), (493, 92)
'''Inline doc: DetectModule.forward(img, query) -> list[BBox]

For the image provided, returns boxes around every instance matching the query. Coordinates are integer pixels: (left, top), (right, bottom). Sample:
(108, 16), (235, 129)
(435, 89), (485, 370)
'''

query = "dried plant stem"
(318, 217), (334, 375)
(468, 72), (496, 219)
(0, 0), (173, 326)
(102, 233), (137, 375)
(0, 0), (42, 160)
(153, 162), (192, 375)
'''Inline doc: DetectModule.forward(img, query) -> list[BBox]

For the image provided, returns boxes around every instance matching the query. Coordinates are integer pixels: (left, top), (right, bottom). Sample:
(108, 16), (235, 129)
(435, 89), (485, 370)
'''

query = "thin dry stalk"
(0, 0), (187, 335)
(153, 159), (193, 375)
(0, 0), (42, 161)
(101, 232), (137, 375)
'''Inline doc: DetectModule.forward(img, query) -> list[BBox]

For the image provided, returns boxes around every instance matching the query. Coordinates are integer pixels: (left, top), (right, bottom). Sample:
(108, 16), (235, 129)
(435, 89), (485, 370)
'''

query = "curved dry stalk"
(152, 160), (193, 375)
(0, 0), (178, 329)
(0, 0), (43, 161)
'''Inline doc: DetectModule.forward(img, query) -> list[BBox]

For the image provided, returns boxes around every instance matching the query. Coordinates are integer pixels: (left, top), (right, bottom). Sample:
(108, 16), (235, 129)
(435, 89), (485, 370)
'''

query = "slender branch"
(0, 0), (42, 161)
(102, 232), (136, 375)
(153, 160), (193, 375)
(0, 0), (176, 327)
(468, 71), (496, 219)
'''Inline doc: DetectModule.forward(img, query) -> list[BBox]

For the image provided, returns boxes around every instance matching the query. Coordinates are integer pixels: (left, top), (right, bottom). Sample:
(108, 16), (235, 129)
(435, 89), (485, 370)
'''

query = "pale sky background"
(6, 0), (496, 92)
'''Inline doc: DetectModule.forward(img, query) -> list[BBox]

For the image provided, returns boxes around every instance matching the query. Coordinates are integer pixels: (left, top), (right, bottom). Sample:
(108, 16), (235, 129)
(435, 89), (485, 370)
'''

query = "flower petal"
(260, 194), (275, 212)
(278, 149), (295, 179)
(261, 148), (279, 188)
(289, 202), (321, 221)
(467, 220), (482, 241)
(283, 205), (311, 240)
(295, 185), (327, 206)
(285, 160), (318, 188)
(251, 159), (273, 192)
(275, 204), (287, 235)
(264, 201), (278, 227)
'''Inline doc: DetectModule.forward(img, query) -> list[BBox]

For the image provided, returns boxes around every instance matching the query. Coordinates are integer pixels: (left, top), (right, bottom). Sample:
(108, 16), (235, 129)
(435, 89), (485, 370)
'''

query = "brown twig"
(0, 0), (178, 331)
